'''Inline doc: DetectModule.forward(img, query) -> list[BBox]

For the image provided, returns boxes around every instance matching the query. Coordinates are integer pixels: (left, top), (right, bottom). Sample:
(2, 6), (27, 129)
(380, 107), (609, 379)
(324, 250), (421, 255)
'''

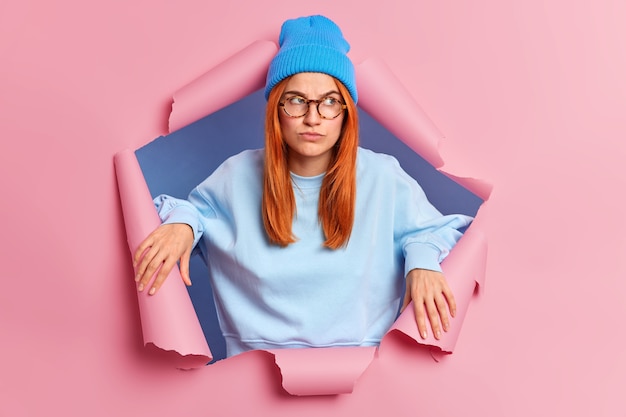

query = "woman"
(133, 15), (473, 357)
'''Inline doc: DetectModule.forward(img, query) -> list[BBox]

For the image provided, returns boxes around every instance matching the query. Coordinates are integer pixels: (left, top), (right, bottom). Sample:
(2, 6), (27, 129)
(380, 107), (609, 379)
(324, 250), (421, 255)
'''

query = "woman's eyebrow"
(283, 90), (342, 98)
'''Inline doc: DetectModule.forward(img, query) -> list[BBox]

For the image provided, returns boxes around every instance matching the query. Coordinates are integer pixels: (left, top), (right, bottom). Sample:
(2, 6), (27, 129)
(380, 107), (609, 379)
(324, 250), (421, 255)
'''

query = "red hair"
(262, 77), (359, 249)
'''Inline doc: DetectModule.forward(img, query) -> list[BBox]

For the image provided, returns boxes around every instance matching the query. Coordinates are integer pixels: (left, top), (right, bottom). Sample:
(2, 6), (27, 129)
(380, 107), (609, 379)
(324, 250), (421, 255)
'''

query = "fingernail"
(435, 330), (441, 339)
(137, 283), (144, 291)
(149, 287), (155, 295)
(421, 331), (427, 339)
(134, 274), (140, 282)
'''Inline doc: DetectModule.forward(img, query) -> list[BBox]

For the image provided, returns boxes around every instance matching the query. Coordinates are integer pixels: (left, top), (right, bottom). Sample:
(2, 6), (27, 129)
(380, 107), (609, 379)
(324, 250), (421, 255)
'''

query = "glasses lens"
(283, 96), (308, 117)
(318, 97), (344, 119)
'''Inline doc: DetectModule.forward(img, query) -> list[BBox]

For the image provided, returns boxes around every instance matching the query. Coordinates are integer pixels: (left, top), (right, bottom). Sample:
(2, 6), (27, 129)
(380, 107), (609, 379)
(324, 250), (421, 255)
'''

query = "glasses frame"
(279, 95), (347, 120)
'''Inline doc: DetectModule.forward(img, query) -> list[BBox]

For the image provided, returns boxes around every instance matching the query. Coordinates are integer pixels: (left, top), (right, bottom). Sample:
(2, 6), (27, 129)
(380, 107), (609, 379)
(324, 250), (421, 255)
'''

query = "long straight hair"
(262, 76), (359, 249)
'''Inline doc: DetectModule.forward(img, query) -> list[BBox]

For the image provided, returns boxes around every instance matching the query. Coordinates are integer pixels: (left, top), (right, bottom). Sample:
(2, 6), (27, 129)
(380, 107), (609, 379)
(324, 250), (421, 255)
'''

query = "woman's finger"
(412, 297), (428, 339)
(434, 292), (450, 332)
(148, 256), (178, 295)
(137, 247), (164, 291)
(425, 297), (442, 340)
(179, 249), (192, 287)
(442, 284), (457, 318)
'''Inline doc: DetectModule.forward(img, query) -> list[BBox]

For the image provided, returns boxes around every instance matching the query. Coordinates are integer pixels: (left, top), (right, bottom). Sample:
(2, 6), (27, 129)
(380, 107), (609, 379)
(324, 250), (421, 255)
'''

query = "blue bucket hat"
(264, 15), (358, 103)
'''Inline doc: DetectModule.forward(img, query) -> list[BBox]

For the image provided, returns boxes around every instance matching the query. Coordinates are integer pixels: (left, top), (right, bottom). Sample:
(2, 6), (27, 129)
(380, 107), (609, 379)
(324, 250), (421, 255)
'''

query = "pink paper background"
(2, 1), (625, 416)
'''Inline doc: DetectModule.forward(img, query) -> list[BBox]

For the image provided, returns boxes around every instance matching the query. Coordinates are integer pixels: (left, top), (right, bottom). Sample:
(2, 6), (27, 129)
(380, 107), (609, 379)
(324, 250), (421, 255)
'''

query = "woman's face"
(278, 72), (345, 176)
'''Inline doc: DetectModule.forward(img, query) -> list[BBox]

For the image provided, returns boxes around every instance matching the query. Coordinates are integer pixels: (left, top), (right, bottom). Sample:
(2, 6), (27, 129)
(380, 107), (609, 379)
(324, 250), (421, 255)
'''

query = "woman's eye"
(288, 96), (306, 105)
(322, 97), (338, 106)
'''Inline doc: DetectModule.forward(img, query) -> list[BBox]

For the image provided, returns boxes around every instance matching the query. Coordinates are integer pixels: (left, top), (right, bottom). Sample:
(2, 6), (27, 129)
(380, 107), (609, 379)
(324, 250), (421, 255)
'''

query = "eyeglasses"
(279, 95), (347, 119)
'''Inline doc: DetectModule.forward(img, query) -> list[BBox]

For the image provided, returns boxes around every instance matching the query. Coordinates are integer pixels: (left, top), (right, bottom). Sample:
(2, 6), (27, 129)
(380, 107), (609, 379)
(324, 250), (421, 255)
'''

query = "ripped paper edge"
(117, 41), (491, 394)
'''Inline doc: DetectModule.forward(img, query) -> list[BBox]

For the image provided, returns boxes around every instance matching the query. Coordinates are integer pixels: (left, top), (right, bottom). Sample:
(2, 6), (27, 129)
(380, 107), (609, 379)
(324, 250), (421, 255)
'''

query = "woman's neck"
(288, 154), (330, 177)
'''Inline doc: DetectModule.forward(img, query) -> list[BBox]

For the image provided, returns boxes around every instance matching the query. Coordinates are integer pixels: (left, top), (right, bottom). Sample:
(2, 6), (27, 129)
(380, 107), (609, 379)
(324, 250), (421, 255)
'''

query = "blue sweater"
(156, 147), (473, 357)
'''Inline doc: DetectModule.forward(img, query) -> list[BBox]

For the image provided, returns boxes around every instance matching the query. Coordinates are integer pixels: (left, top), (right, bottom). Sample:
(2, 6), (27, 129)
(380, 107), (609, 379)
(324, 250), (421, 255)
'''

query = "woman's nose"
(303, 102), (322, 125)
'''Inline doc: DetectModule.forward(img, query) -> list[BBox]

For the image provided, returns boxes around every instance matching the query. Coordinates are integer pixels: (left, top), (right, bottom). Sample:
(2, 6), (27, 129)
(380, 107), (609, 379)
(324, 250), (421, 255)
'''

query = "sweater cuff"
(404, 242), (443, 276)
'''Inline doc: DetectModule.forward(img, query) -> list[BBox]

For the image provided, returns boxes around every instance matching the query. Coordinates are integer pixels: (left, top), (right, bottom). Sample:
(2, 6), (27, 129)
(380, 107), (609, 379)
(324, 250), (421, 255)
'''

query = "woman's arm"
(132, 188), (217, 295)
(387, 154), (471, 340)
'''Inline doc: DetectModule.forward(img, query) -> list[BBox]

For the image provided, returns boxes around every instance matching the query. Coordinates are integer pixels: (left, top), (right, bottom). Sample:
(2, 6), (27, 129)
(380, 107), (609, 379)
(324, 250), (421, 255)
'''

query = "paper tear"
(270, 347), (377, 396)
(356, 58), (445, 169)
(429, 347), (443, 363)
(115, 40), (490, 396)
(143, 343), (210, 370)
(168, 40), (278, 134)
(439, 171), (493, 203)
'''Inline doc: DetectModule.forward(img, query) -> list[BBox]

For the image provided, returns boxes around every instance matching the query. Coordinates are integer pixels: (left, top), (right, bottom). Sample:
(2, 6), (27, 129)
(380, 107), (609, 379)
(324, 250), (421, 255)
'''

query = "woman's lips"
(299, 132), (323, 140)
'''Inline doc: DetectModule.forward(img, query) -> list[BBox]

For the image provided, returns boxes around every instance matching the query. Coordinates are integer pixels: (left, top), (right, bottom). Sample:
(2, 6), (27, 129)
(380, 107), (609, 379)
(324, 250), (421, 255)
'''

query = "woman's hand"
(132, 223), (194, 295)
(401, 268), (456, 340)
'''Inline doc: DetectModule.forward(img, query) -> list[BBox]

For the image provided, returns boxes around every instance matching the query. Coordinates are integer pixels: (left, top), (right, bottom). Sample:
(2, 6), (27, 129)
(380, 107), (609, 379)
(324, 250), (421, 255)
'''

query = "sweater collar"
(290, 171), (324, 189)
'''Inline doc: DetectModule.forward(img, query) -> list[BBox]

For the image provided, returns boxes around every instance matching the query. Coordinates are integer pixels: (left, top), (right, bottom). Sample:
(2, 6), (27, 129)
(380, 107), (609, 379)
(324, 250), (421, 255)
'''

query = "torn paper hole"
(115, 40), (490, 395)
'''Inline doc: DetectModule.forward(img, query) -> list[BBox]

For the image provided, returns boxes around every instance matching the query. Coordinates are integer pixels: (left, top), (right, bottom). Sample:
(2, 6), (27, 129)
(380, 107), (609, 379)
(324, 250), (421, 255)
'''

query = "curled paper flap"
(356, 58), (445, 168)
(114, 149), (212, 368)
(168, 40), (278, 133)
(270, 347), (377, 396)
(356, 56), (492, 209)
(389, 224), (487, 352)
(441, 171), (493, 203)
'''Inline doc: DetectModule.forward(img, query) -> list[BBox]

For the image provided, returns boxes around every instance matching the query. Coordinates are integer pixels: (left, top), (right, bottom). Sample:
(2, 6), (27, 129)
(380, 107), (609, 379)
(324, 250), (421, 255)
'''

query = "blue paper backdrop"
(136, 89), (483, 362)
